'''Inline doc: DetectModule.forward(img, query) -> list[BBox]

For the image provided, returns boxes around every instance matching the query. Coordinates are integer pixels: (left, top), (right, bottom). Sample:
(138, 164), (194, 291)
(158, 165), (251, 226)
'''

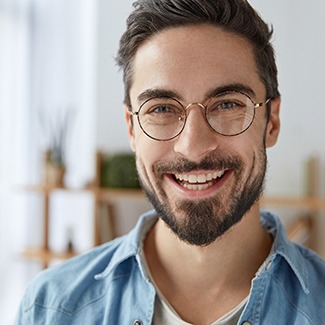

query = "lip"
(165, 169), (233, 199)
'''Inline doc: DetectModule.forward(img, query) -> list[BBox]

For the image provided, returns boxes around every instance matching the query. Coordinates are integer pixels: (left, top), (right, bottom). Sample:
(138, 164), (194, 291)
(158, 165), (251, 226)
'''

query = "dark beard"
(138, 150), (267, 246)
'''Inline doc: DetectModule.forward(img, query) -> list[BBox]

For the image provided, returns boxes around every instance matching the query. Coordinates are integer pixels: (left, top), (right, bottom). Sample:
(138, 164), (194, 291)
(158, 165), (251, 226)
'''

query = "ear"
(265, 97), (281, 148)
(124, 104), (136, 152)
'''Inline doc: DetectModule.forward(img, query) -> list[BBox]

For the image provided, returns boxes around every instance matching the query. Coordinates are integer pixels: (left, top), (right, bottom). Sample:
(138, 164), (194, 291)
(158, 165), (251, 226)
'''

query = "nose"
(174, 103), (219, 161)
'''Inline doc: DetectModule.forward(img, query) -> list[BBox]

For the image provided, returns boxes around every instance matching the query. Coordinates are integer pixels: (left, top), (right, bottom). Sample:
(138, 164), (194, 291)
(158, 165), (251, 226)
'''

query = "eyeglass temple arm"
(127, 108), (139, 116)
(255, 98), (271, 108)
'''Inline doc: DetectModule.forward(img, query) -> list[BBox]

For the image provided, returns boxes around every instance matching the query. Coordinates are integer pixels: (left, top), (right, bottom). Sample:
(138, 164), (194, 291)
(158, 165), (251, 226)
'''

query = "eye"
(216, 100), (243, 110)
(208, 94), (248, 114)
(141, 98), (184, 116)
(150, 104), (175, 114)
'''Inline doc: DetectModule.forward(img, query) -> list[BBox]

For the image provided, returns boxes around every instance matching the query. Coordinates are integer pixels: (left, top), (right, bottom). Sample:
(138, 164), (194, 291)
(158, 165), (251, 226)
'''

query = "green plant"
(39, 108), (74, 167)
(100, 153), (140, 188)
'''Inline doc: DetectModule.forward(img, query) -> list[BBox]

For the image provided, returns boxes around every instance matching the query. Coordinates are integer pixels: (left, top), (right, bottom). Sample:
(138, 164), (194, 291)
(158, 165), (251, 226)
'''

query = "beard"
(137, 148), (267, 246)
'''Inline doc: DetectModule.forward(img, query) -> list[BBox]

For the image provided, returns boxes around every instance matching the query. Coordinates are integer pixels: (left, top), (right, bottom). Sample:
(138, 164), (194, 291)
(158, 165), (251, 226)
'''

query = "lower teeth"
(183, 182), (212, 190)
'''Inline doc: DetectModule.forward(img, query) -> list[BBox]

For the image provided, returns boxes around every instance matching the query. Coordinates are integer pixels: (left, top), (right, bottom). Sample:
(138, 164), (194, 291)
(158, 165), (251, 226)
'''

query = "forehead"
(130, 24), (265, 104)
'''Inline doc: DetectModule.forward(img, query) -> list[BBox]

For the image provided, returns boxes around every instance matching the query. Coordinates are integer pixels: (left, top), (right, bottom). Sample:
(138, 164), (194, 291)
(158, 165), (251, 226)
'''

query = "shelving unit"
(22, 247), (76, 265)
(262, 196), (325, 210)
(261, 196), (325, 257)
(22, 185), (145, 268)
(21, 154), (325, 267)
(21, 190), (325, 268)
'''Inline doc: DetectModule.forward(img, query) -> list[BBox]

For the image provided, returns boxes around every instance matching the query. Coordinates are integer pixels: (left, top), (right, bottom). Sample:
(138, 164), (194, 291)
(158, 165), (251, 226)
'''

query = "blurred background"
(1, 0), (325, 323)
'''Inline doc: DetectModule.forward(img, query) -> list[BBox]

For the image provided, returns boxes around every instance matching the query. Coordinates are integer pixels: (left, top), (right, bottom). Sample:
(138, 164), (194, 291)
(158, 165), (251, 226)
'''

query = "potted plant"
(44, 149), (66, 187)
(40, 108), (74, 187)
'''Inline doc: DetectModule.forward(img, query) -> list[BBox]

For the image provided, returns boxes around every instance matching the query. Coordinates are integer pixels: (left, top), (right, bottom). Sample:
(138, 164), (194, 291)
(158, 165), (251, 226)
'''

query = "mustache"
(153, 152), (243, 177)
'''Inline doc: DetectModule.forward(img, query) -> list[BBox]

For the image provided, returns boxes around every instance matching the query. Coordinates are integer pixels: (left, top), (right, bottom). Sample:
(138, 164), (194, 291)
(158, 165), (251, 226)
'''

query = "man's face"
(126, 24), (280, 246)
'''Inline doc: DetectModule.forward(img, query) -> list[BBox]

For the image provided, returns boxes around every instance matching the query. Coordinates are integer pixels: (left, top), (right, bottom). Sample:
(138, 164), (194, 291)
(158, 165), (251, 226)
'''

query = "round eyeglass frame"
(128, 91), (270, 141)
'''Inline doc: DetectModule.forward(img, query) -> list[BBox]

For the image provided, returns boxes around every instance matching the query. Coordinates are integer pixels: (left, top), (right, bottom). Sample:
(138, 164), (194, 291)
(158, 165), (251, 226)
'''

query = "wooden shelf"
(21, 151), (325, 266)
(262, 196), (325, 210)
(23, 184), (144, 197)
(21, 185), (145, 267)
(262, 195), (325, 257)
(22, 247), (76, 264)
(19, 150), (325, 268)
(95, 187), (144, 202)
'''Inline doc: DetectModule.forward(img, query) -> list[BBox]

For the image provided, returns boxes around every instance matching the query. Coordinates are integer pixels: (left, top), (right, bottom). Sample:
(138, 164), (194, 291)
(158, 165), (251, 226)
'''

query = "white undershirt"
(153, 287), (248, 325)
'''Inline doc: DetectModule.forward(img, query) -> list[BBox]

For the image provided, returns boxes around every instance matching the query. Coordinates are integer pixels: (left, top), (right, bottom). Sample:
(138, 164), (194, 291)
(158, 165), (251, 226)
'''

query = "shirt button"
(241, 321), (252, 325)
(133, 320), (143, 325)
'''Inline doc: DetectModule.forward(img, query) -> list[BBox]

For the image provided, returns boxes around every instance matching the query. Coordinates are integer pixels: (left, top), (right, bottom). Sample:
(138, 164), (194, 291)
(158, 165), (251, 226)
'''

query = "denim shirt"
(15, 210), (325, 325)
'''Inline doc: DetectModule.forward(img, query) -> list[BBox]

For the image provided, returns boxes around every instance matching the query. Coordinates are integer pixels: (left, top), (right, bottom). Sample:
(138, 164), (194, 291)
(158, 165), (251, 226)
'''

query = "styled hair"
(116, 0), (280, 107)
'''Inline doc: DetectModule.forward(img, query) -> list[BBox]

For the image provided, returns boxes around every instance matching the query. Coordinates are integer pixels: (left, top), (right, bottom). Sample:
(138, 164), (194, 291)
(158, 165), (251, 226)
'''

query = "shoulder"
(19, 236), (132, 315)
(295, 243), (325, 286)
(16, 211), (158, 322)
(274, 244), (325, 322)
(261, 210), (325, 284)
(261, 211), (325, 307)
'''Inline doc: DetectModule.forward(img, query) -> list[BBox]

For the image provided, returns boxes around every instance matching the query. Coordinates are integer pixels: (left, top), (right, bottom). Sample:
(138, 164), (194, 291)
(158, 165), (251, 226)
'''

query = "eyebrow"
(137, 89), (181, 104)
(136, 83), (257, 105)
(205, 83), (257, 99)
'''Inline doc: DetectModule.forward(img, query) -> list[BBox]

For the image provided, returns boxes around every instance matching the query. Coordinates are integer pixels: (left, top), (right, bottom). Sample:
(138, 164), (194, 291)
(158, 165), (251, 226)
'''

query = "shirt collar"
(260, 210), (309, 294)
(94, 210), (158, 280)
(95, 209), (309, 294)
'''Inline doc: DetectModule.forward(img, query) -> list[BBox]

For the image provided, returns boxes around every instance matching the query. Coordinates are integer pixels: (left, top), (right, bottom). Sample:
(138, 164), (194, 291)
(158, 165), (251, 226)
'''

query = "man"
(16, 0), (325, 324)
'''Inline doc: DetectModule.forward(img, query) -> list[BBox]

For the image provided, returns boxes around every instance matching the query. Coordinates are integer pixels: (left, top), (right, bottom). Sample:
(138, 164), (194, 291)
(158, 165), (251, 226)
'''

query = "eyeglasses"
(128, 91), (270, 141)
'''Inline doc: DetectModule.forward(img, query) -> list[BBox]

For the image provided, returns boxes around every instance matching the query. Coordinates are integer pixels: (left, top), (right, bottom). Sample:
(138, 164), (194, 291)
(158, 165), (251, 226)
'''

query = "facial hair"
(137, 149), (267, 246)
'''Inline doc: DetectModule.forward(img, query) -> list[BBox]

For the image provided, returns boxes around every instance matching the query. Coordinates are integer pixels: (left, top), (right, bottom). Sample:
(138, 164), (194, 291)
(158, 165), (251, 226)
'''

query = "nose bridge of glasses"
(184, 102), (207, 114)
(182, 102), (211, 133)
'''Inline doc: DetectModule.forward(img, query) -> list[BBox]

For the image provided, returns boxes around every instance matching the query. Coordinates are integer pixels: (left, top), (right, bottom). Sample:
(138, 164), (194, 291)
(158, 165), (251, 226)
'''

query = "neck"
(144, 202), (273, 324)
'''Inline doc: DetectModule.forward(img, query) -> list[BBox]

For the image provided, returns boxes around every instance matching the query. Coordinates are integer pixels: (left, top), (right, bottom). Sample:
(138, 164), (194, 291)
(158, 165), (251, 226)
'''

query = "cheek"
(227, 124), (266, 172)
(243, 113), (268, 149)
(134, 135), (171, 175)
(135, 139), (172, 194)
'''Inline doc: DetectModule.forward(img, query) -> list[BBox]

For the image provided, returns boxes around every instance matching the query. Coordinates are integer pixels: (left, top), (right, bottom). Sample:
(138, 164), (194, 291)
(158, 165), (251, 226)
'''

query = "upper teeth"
(175, 171), (225, 184)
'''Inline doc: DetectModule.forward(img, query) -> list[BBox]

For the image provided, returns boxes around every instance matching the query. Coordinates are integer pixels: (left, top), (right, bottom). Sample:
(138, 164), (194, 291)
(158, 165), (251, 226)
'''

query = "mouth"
(173, 170), (227, 191)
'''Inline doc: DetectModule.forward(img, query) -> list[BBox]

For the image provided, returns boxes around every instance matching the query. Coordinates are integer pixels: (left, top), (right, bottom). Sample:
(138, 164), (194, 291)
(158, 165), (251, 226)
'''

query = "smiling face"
(126, 24), (280, 246)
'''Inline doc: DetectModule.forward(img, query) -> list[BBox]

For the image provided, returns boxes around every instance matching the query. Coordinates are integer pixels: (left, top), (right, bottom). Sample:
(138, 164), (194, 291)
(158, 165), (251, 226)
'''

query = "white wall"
(1, 2), (99, 323)
(96, 0), (134, 152)
(96, 1), (325, 197)
(249, 1), (325, 196)
(31, 0), (97, 188)
(26, 0), (98, 253)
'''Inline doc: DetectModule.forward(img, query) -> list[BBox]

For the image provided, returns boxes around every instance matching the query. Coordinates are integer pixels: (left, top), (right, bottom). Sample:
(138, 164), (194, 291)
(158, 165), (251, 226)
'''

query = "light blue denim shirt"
(15, 210), (325, 325)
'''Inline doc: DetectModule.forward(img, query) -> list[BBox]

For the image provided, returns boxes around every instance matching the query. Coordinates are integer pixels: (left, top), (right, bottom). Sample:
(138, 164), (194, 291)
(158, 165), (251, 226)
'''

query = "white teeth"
(175, 170), (226, 185)
(188, 175), (197, 183)
(197, 174), (206, 183)
(183, 183), (211, 190)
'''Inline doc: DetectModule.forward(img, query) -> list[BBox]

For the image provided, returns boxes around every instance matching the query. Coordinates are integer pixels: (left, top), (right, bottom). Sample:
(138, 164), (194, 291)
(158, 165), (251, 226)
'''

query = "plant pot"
(44, 163), (66, 187)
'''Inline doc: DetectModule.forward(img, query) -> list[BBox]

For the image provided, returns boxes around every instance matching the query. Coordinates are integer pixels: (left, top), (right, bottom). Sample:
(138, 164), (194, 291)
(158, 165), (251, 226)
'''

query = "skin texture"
(125, 24), (280, 324)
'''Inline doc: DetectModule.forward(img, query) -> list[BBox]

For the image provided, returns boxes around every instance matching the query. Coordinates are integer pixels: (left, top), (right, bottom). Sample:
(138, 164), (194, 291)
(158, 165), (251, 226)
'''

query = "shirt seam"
(26, 293), (108, 317)
(27, 271), (136, 316)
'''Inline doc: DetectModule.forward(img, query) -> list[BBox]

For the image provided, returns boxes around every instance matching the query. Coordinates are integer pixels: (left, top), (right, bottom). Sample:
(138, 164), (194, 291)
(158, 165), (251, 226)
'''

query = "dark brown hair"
(116, 0), (280, 107)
